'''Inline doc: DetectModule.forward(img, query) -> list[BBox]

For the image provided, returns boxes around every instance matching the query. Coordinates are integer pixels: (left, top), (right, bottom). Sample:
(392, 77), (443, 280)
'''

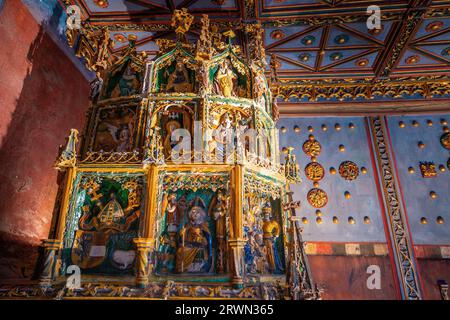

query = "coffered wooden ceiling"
(61, 0), (450, 106)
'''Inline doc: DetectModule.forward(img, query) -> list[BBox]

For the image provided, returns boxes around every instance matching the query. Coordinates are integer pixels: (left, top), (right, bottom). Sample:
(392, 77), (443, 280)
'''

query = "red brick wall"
(0, 0), (90, 279)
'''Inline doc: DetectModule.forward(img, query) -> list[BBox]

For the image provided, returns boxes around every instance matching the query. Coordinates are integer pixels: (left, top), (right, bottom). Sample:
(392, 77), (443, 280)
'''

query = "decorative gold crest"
(440, 132), (450, 150)
(305, 162), (325, 182)
(339, 161), (359, 181)
(302, 139), (322, 158)
(307, 188), (328, 208)
(419, 162), (437, 178)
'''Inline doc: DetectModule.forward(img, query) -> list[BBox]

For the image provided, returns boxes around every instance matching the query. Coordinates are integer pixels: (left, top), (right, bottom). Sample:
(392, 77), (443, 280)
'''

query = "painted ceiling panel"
(264, 26), (310, 47)
(83, 0), (151, 12)
(327, 26), (374, 47)
(278, 117), (387, 243)
(386, 114), (450, 245)
(328, 50), (379, 70)
(398, 49), (445, 67)
(345, 21), (394, 43)
(413, 18), (450, 40)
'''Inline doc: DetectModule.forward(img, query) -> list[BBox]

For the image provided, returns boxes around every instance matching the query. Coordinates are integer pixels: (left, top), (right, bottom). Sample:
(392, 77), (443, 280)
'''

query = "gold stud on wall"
(441, 119), (448, 126)
(308, 126), (314, 133)
(361, 167), (368, 174)
(344, 191), (351, 199)
(322, 124), (328, 132)
(430, 191), (437, 199)
(281, 127), (287, 133)
(364, 216), (371, 224)
(316, 217), (323, 225)
(294, 125), (301, 133)
(339, 144), (346, 152)
(420, 217), (428, 225)
(412, 120), (419, 127)
(439, 165), (446, 172)
(348, 217), (356, 225)
(427, 120), (433, 127)
(408, 167), (415, 174)
(302, 217), (309, 224)
(316, 210), (322, 217)
(418, 141), (425, 149)
(399, 121), (406, 128)
(333, 216), (339, 224)
(335, 123), (342, 131)
(349, 123), (355, 130)
(437, 216), (445, 224)
(330, 167), (336, 175)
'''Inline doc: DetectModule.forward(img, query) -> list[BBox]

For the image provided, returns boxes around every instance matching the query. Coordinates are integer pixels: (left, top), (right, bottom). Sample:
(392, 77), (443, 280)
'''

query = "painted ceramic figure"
(214, 60), (237, 97)
(262, 203), (283, 273)
(166, 61), (192, 93)
(175, 197), (212, 273)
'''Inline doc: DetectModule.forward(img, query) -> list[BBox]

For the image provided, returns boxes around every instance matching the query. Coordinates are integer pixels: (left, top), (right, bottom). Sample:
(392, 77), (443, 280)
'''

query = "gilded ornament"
(302, 138), (322, 158)
(440, 132), (450, 150)
(304, 162), (325, 182)
(171, 8), (194, 35)
(307, 188), (328, 208)
(348, 217), (356, 225)
(339, 161), (359, 181)
(437, 216), (445, 225)
(419, 162), (437, 178)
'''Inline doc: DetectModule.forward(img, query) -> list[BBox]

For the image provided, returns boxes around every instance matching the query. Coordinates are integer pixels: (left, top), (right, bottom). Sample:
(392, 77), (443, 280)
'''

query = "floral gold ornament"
(94, 0), (109, 8)
(305, 162), (325, 182)
(302, 137), (322, 158)
(419, 162), (437, 178)
(307, 188), (328, 208)
(426, 21), (444, 32)
(301, 35), (316, 46)
(270, 29), (285, 40)
(440, 132), (450, 150)
(339, 161), (359, 181)
(355, 58), (369, 67)
(406, 55), (420, 64)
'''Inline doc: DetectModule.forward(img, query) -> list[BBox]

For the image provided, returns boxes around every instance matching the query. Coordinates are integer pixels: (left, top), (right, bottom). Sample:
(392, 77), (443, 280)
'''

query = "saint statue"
(175, 197), (212, 273)
(166, 61), (192, 93)
(209, 190), (229, 273)
(214, 60), (237, 97)
(262, 203), (283, 273)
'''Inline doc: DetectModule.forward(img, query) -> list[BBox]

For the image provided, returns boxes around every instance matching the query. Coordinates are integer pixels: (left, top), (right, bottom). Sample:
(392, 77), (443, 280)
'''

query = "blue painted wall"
(278, 117), (387, 243)
(387, 114), (450, 245)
